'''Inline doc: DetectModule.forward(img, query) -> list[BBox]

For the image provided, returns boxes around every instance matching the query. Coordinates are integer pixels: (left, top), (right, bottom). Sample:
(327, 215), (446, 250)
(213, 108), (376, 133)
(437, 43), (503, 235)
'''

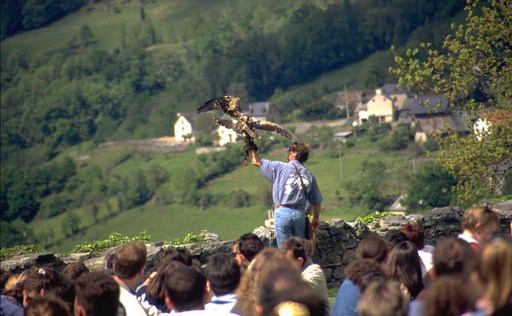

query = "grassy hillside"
(28, 134), (430, 252)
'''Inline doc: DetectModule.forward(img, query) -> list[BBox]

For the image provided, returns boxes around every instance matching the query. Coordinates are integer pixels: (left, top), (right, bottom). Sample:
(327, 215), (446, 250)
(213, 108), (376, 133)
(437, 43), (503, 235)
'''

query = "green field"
(28, 135), (430, 252)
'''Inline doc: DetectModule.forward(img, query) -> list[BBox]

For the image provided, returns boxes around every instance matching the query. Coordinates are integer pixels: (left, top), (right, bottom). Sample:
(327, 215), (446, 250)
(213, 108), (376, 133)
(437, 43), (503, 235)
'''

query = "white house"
(217, 121), (239, 146)
(174, 112), (196, 143)
(366, 89), (395, 123)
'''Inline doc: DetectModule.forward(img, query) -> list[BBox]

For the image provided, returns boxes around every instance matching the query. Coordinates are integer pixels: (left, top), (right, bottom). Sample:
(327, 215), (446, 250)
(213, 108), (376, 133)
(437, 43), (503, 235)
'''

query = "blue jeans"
(274, 207), (306, 248)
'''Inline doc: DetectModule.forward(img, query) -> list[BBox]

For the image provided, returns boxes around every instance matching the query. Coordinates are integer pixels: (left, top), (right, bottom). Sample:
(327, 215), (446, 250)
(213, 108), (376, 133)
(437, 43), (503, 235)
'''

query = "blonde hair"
(477, 239), (512, 310)
(235, 248), (296, 316)
(462, 206), (498, 230)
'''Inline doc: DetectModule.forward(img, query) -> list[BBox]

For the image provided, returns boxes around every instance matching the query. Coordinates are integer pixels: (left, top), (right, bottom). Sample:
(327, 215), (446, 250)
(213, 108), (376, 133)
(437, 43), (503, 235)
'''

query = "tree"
(390, 0), (512, 205)
(405, 164), (456, 210)
(80, 25), (93, 47)
(345, 160), (388, 211)
(61, 212), (81, 237)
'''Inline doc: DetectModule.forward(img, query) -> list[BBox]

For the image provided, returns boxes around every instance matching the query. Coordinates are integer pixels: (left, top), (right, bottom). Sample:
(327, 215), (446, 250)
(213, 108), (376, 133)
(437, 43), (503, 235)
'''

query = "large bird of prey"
(197, 95), (300, 143)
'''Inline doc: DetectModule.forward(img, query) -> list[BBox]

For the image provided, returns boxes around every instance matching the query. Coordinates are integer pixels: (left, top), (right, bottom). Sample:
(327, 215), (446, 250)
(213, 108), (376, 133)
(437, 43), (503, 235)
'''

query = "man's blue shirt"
(260, 159), (322, 209)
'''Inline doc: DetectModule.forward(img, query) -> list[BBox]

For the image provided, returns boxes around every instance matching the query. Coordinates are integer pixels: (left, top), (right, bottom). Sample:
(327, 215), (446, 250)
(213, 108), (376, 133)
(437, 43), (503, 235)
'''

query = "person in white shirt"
(458, 206), (499, 252)
(112, 241), (149, 316)
(282, 237), (328, 302)
(399, 223), (434, 279)
(204, 253), (240, 314)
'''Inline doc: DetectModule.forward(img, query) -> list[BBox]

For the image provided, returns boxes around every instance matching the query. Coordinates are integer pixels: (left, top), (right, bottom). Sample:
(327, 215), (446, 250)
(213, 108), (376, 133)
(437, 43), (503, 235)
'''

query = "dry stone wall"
(2, 202), (510, 287)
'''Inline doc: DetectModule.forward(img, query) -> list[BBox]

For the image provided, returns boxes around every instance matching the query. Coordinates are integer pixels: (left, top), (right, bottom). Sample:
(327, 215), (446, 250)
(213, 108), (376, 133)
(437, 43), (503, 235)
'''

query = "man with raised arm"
(248, 142), (322, 248)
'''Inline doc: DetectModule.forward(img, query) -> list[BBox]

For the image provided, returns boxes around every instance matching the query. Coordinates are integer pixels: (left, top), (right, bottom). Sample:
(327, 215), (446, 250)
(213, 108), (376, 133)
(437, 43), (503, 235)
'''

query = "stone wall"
(2, 202), (510, 288)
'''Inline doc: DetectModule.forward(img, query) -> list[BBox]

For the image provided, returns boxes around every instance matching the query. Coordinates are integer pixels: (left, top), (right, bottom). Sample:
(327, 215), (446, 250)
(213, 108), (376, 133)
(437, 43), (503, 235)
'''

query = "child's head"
(462, 206), (499, 243)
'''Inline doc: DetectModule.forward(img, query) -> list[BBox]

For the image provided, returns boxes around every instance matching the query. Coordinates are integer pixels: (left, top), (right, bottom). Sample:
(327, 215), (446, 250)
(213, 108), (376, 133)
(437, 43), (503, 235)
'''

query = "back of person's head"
(206, 253), (241, 296)
(384, 241), (423, 299)
(164, 266), (206, 312)
(23, 268), (74, 308)
(154, 246), (193, 268)
(147, 260), (186, 302)
(238, 233), (265, 262)
(112, 241), (147, 279)
(74, 271), (119, 316)
(399, 223), (426, 250)
(384, 230), (408, 249)
(476, 239), (512, 311)
(237, 248), (297, 316)
(257, 267), (327, 316)
(433, 237), (476, 277)
(462, 206), (499, 231)
(62, 262), (89, 282)
(355, 235), (388, 263)
(422, 276), (475, 316)
(282, 237), (308, 263)
(26, 294), (71, 316)
(344, 259), (386, 292)
(357, 280), (408, 316)
(288, 143), (309, 163)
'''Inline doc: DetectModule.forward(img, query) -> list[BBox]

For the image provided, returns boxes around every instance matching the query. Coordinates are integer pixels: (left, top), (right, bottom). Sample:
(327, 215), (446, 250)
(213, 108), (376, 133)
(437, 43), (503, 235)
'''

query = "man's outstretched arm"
(249, 149), (261, 168)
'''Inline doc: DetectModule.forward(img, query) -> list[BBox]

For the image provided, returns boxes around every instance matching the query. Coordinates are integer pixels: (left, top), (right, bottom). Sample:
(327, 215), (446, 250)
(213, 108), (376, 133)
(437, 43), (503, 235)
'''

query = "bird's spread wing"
(197, 97), (226, 113)
(216, 118), (235, 129)
(216, 118), (258, 138)
(251, 119), (299, 143)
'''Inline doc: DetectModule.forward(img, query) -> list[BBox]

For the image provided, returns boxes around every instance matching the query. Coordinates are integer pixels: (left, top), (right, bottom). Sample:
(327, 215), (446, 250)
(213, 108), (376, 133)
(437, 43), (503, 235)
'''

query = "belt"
(275, 204), (298, 209)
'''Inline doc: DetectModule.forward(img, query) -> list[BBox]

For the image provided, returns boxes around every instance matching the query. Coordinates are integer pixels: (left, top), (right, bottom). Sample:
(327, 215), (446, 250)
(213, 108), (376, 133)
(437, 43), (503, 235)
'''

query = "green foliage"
(345, 160), (389, 211)
(434, 121), (512, 205)
(390, 0), (512, 204)
(355, 211), (393, 224)
(226, 189), (252, 208)
(365, 119), (392, 142)
(379, 124), (414, 152)
(71, 231), (151, 256)
(405, 164), (456, 210)
(299, 99), (343, 121)
(168, 230), (207, 246)
(61, 212), (81, 237)
(1, 0), (85, 39)
(0, 244), (43, 261)
(0, 219), (35, 248)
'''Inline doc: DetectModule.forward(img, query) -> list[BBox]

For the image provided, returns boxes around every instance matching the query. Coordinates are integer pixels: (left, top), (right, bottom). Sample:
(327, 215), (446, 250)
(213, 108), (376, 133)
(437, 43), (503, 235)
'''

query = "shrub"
(405, 164), (456, 210)
(72, 231), (151, 256)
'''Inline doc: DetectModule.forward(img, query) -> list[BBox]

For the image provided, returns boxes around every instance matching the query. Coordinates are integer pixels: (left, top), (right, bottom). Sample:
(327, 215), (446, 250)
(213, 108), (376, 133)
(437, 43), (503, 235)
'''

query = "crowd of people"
(1, 206), (511, 316)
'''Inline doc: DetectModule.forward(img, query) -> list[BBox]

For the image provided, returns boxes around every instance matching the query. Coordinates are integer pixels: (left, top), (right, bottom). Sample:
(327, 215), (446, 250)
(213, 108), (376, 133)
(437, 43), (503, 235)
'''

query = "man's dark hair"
(257, 267), (328, 316)
(112, 241), (147, 279)
(154, 246), (193, 268)
(289, 143), (309, 163)
(282, 237), (307, 263)
(164, 266), (206, 312)
(355, 235), (388, 263)
(23, 268), (75, 307)
(62, 262), (89, 281)
(75, 271), (119, 316)
(238, 233), (265, 262)
(26, 294), (71, 316)
(400, 223), (426, 250)
(147, 260), (186, 302)
(205, 253), (241, 296)
(433, 237), (476, 277)
(384, 230), (408, 249)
